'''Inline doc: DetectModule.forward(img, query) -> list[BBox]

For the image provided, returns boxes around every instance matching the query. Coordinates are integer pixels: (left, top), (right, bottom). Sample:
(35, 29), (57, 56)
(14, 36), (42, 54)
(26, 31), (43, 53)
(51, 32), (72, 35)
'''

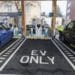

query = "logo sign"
(20, 50), (55, 64)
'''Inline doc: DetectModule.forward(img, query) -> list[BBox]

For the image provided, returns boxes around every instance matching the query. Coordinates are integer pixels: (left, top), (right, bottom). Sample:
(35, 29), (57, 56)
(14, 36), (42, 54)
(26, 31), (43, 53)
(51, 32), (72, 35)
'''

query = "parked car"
(0, 24), (13, 47)
(60, 21), (75, 48)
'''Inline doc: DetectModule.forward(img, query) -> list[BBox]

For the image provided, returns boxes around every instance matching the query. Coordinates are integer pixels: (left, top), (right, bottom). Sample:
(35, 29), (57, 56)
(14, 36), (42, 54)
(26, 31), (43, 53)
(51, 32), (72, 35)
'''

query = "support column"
(51, 0), (57, 36)
(21, 0), (26, 36)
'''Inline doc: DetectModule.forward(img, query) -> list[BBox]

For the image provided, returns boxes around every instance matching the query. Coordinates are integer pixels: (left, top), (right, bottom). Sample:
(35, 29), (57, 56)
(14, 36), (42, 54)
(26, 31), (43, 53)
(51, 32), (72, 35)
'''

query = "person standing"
(14, 25), (19, 36)
(45, 27), (48, 37)
(57, 25), (64, 39)
(30, 27), (33, 36)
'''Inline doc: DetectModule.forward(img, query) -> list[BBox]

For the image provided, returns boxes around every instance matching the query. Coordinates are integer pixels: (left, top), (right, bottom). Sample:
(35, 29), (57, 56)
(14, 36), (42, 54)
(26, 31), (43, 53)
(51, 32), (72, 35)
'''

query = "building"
(0, 1), (19, 26)
(0, 1), (41, 26)
(25, 1), (41, 25)
(66, 0), (75, 20)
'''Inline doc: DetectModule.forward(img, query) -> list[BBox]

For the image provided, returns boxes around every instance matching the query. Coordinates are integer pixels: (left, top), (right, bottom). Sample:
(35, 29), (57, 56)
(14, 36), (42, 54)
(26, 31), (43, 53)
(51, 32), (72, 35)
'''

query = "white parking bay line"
(2, 55), (8, 57)
(73, 60), (75, 62)
(70, 57), (75, 59)
(0, 39), (26, 71)
(0, 60), (3, 63)
(64, 50), (69, 52)
(5, 53), (10, 55)
(7, 51), (12, 53)
(0, 39), (20, 56)
(59, 40), (75, 55)
(51, 39), (75, 70)
(0, 57), (5, 60)
(68, 54), (74, 57)
(66, 52), (71, 54)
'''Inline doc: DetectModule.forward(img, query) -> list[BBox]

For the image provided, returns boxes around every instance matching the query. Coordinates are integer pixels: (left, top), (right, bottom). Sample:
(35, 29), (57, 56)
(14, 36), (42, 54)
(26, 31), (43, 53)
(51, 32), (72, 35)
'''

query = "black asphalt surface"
(65, 42), (75, 52)
(0, 38), (17, 52)
(0, 39), (75, 75)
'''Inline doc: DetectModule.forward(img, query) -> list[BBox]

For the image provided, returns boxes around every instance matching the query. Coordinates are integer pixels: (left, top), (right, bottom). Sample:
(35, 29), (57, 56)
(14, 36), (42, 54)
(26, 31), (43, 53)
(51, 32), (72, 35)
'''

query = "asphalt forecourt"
(0, 39), (75, 75)
(0, 38), (17, 51)
(53, 39), (75, 70)
(0, 37), (25, 72)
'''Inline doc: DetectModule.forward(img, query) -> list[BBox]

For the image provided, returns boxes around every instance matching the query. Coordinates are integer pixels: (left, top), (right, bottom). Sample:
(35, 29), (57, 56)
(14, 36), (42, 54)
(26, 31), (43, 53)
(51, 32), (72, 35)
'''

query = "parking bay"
(0, 38), (17, 52)
(1, 39), (75, 75)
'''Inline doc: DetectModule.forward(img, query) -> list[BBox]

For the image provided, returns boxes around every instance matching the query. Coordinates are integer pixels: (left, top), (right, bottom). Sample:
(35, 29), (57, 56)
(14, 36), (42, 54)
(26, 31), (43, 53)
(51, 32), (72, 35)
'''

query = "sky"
(41, 1), (67, 16)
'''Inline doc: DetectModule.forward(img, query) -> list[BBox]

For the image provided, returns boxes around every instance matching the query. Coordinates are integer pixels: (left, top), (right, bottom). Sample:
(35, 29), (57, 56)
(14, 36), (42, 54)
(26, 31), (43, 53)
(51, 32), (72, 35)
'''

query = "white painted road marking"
(0, 39), (26, 71)
(58, 40), (75, 55)
(64, 50), (69, 52)
(0, 39), (20, 56)
(2, 55), (8, 57)
(7, 51), (12, 53)
(51, 39), (75, 70)
(68, 55), (74, 57)
(66, 52), (71, 54)
(73, 60), (75, 62)
(70, 57), (75, 59)
(5, 53), (10, 55)
(0, 61), (3, 63)
(0, 57), (5, 60)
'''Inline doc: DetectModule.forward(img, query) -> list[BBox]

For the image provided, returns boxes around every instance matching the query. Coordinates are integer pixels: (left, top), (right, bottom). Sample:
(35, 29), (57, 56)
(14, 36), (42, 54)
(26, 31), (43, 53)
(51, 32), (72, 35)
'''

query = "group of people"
(8, 23), (64, 39)
(30, 24), (48, 37)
